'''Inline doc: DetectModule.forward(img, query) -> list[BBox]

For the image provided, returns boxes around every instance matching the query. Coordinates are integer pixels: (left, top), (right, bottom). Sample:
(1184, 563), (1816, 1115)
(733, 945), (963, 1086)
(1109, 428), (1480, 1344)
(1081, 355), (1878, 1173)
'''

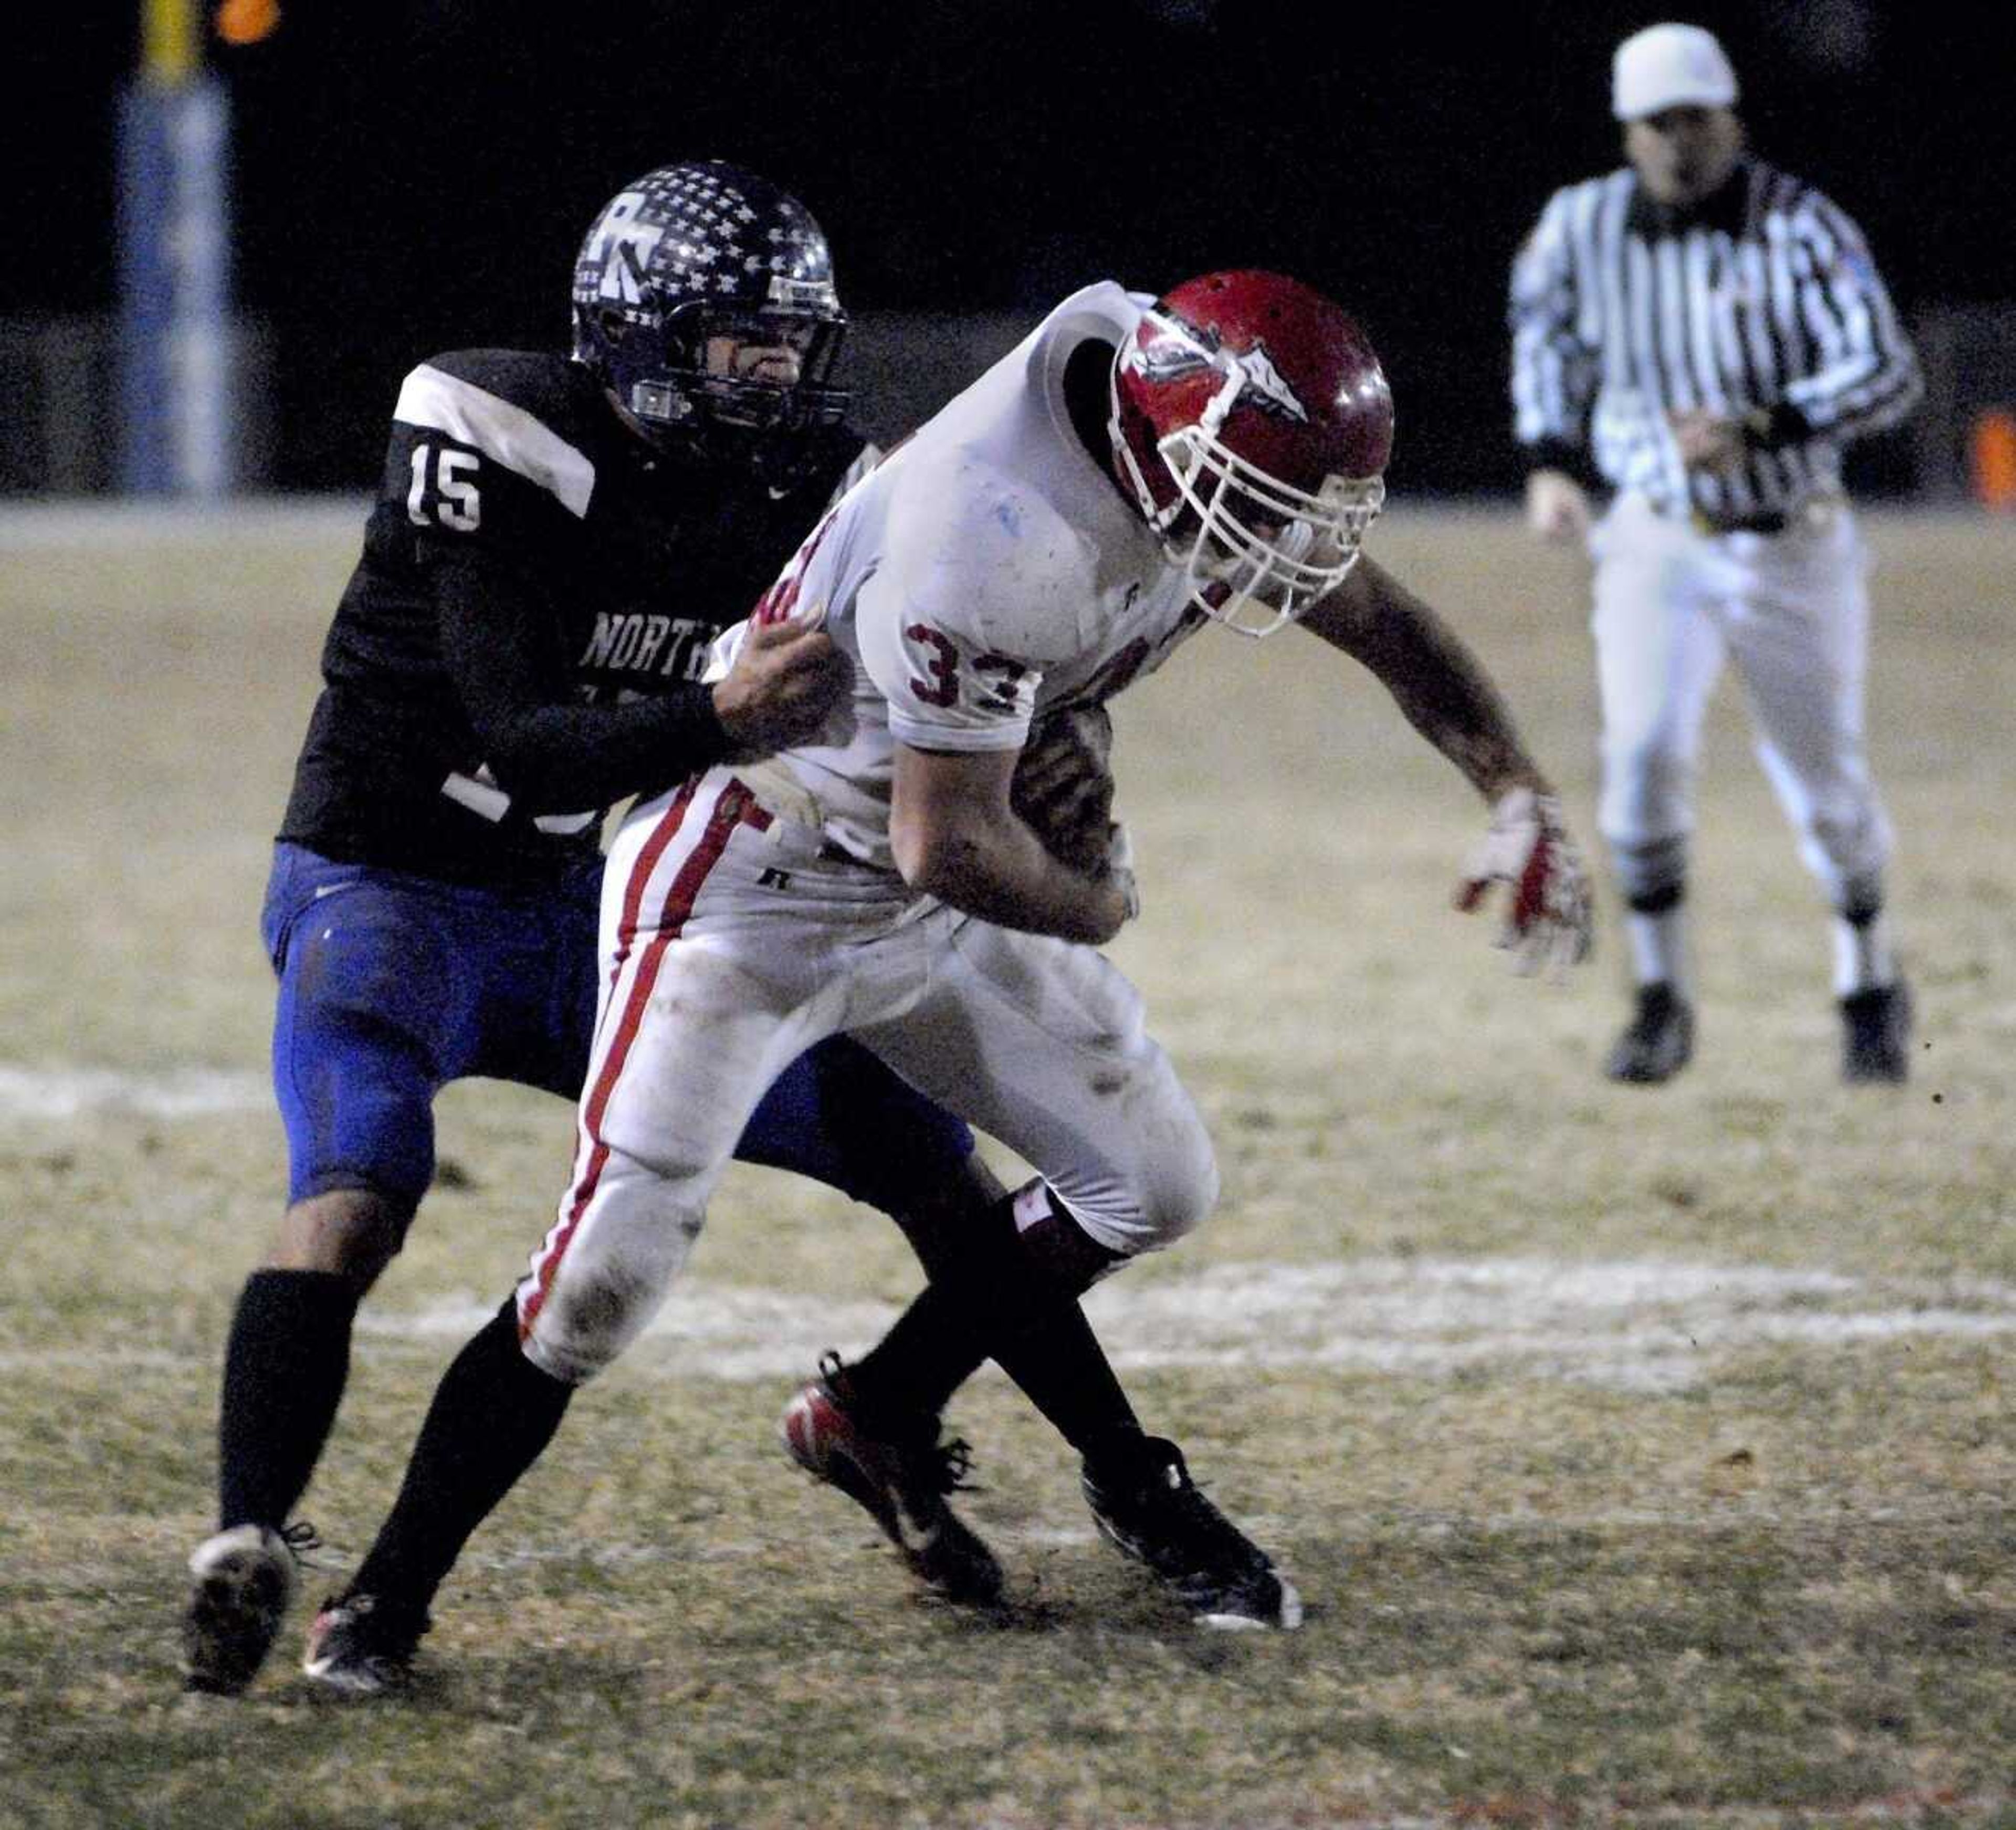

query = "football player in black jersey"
(183, 163), (1154, 1695)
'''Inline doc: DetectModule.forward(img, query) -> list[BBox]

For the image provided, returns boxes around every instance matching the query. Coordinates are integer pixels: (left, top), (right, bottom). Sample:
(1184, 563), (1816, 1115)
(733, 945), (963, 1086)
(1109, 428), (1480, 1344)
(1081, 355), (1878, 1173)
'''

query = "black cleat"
(1841, 979), (1912, 1085)
(302, 1590), (430, 1697)
(1082, 1437), (1301, 1631)
(181, 1521), (317, 1695)
(1604, 982), (1695, 1085)
(781, 1353), (1005, 1606)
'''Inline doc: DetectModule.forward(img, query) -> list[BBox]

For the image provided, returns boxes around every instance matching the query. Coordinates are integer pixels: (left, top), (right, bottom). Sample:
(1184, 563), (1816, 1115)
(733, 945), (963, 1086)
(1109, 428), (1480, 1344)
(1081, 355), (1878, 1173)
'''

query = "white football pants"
(515, 768), (1218, 1383)
(1589, 491), (1893, 908)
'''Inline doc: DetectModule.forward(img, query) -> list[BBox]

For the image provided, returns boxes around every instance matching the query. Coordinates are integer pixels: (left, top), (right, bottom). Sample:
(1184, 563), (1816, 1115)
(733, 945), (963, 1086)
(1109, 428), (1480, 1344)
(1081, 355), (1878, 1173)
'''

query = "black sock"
(849, 1279), (993, 1423)
(346, 1300), (573, 1614)
(994, 1305), (1143, 1465)
(854, 1190), (1139, 1456)
(216, 1268), (360, 1531)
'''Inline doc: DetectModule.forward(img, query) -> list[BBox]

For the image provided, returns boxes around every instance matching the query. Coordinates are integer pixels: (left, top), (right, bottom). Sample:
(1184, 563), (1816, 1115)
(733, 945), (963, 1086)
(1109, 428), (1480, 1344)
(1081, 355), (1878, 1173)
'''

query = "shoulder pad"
(395, 352), (597, 519)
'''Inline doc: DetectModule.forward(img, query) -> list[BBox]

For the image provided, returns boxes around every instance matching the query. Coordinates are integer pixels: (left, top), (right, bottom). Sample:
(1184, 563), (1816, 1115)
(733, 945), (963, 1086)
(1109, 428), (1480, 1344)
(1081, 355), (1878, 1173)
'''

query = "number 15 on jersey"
(407, 441), (481, 531)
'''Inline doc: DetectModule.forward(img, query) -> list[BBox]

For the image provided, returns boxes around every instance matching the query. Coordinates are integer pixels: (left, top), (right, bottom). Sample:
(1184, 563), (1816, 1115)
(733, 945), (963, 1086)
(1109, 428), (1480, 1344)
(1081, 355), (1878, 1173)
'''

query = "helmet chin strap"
(627, 378), (696, 429)
(602, 374), (825, 489)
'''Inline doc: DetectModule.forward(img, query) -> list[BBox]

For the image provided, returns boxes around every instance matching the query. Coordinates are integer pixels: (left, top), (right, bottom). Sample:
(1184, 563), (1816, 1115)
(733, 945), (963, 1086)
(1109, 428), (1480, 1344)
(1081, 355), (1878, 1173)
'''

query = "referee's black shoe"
(1841, 979), (1912, 1085)
(1604, 982), (1694, 1085)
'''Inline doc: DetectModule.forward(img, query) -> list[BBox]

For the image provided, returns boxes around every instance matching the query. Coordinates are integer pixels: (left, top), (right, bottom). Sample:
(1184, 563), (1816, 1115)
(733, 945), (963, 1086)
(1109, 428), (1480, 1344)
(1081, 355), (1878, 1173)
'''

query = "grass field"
(2, 501), (2012, 1829)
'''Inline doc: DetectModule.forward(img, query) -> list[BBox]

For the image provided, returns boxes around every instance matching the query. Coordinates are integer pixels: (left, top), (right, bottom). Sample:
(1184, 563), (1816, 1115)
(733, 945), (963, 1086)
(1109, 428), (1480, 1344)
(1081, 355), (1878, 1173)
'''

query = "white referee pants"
(514, 768), (1218, 1383)
(1589, 490), (1893, 908)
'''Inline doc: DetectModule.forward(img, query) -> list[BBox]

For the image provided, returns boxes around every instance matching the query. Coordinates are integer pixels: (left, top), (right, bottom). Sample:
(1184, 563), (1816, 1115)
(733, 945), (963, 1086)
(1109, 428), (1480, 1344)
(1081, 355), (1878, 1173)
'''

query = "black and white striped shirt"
(1510, 156), (1921, 526)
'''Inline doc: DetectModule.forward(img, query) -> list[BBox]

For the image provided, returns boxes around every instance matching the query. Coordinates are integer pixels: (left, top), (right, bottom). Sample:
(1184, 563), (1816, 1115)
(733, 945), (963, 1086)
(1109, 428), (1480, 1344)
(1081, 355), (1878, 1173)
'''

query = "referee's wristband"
(1522, 438), (1605, 496)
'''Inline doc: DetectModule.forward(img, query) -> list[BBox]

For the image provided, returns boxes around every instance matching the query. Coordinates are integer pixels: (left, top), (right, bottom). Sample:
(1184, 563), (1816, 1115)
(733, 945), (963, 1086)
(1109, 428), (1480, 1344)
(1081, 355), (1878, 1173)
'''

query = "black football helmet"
(570, 161), (849, 476)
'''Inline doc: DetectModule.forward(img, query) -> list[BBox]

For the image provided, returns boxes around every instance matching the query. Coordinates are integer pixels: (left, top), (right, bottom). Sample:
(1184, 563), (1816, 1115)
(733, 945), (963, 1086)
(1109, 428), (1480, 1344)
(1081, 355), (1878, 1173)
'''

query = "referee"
(1511, 22), (1921, 1086)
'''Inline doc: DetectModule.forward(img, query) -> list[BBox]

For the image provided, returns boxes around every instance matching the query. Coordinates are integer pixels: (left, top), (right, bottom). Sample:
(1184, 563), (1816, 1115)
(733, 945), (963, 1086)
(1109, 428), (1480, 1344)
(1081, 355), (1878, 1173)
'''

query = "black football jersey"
(279, 349), (867, 886)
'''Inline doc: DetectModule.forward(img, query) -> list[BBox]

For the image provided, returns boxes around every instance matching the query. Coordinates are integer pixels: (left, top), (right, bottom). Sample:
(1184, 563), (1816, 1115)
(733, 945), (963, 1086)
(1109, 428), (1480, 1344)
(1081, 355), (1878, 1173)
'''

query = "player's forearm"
(480, 686), (732, 811)
(434, 550), (734, 810)
(894, 802), (1126, 944)
(1303, 560), (1552, 804)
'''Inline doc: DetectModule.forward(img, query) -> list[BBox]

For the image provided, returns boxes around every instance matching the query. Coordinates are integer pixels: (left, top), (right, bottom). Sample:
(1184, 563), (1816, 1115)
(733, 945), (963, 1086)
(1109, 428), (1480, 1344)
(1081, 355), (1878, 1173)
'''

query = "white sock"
(1625, 904), (1689, 996)
(1833, 911), (1896, 997)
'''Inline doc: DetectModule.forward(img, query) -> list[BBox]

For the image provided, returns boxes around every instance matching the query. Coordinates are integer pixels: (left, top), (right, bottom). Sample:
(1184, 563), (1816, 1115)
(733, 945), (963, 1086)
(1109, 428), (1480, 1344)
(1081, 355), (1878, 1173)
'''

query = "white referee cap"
(1612, 23), (1739, 121)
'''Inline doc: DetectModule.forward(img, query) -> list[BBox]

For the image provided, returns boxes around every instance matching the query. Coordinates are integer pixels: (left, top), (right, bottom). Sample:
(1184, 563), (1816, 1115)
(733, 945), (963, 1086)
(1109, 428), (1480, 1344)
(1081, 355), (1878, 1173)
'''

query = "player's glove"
(1454, 786), (1594, 976)
(1011, 703), (1118, 875)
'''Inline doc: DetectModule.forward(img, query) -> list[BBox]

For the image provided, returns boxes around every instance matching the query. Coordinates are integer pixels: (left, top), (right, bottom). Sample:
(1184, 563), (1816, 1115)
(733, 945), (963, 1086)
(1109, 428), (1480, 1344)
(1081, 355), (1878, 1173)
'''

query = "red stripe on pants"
(601, 777), (700, 1003)
(521, 782), (758, 1340)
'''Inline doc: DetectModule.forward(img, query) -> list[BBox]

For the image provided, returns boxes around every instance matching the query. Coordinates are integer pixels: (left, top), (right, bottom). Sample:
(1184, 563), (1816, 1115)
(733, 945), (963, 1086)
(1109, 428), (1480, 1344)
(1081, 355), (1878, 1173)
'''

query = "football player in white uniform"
(313, 269), (1594, 1667)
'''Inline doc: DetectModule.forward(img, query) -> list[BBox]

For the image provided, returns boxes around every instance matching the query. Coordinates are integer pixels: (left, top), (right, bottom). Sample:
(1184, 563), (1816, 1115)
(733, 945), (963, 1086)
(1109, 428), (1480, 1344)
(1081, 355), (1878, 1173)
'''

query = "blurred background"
(10, 0), (2016, 502)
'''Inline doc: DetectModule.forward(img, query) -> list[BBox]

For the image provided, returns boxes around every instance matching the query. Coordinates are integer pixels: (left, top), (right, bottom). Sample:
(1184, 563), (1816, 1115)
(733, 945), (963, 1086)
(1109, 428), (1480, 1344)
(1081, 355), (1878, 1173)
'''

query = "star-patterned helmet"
(570, 161), (849, 472)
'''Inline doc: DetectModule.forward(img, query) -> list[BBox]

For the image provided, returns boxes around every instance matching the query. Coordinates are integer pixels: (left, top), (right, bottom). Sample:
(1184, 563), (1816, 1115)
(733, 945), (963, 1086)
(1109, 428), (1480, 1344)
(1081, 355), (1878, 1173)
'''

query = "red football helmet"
(1109, 270), (1392, 636)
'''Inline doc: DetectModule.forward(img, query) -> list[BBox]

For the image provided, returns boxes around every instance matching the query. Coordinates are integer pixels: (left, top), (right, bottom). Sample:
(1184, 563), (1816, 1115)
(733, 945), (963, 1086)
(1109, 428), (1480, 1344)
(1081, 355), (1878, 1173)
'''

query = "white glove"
(1454, 787), (1594, 976)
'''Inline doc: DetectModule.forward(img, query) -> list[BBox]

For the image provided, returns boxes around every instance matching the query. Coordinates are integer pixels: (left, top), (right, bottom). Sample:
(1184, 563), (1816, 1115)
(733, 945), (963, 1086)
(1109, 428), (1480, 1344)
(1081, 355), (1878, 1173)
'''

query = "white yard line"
(25, 1256), (2010, 1395)
(343, 1256), (2016, 1394)
(0, 1064), (268, 1119)
(9, 1066), (2013, 1394)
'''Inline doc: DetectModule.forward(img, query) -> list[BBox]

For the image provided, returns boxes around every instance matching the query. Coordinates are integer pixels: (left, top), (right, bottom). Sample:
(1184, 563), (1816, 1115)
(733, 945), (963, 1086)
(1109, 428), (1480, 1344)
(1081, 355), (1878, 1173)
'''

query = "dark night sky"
(18, 2), (2014, 490)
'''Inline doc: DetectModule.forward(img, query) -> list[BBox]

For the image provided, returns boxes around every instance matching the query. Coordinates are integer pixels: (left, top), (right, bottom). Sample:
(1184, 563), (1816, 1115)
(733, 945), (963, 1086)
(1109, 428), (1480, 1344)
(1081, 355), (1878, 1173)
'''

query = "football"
(1010, 703), (1117, 871)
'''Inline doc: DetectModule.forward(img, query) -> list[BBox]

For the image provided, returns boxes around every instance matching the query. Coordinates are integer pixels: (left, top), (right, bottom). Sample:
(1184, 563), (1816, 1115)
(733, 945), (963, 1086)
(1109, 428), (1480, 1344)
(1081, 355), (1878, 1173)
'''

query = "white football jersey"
(717, 281), (1208, 868)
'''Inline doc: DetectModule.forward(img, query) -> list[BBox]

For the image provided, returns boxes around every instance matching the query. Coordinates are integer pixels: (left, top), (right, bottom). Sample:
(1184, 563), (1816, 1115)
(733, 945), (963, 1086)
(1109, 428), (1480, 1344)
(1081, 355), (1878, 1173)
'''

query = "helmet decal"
(582, 192), (662, 303)
(763, 274), (839, 312)
(568, 160), (850, 480)
(1129, 313), (1310, 425)
(1230, 342), (1309, 424)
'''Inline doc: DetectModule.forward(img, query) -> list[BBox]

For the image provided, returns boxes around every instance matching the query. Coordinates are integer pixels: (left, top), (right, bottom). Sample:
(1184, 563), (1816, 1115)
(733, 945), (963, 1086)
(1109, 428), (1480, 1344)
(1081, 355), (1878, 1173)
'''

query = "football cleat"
(1082, 1438), (1302, 1631)
(181, 1520), (317, 1694)
(781, 1353), (1005, 1606)
(1604, 981), (1695, 1085)
(1841, 979), (1912, 1085)
(301, 1590), (430, 1697)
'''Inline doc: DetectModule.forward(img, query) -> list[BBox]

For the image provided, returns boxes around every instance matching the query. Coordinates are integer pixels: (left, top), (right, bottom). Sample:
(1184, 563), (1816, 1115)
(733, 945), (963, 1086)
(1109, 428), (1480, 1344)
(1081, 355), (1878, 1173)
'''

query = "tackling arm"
(438, 548), (847, 812)
(890, 741), (1133, 945)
